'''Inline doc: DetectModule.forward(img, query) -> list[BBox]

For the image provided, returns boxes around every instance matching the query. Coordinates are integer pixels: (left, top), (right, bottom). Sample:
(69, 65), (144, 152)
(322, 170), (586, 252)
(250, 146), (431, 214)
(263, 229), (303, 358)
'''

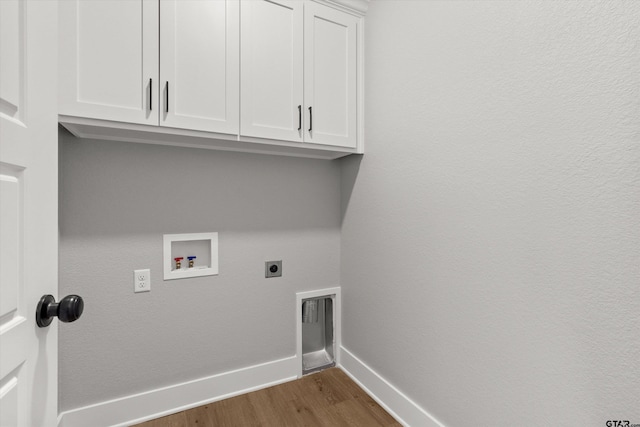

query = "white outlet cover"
(134, 269), (151, 293)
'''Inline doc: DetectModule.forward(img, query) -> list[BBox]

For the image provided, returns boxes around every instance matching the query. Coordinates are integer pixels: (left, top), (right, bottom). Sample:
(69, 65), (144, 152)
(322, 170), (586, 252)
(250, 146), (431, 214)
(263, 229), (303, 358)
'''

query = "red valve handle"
(174, 257), (183, 261)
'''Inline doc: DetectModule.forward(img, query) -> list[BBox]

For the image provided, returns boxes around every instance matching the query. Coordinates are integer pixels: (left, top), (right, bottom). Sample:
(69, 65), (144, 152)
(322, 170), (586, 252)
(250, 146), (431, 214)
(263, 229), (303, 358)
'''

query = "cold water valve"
(187, 256), (196, 268)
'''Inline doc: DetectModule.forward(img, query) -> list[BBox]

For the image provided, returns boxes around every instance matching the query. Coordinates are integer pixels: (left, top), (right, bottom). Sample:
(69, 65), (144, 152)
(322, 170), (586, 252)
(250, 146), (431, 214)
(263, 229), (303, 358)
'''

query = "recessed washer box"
(163, 232), (218, 280)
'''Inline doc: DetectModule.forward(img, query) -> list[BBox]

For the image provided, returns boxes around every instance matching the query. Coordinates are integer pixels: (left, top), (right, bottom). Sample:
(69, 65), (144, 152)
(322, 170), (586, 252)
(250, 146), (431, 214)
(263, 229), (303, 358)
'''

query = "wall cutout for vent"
(296, 287), (341, 377)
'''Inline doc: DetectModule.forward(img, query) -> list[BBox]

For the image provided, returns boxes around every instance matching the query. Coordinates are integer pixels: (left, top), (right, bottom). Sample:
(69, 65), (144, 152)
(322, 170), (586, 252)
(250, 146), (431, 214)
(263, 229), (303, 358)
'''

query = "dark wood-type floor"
(133, 368), (401, 427)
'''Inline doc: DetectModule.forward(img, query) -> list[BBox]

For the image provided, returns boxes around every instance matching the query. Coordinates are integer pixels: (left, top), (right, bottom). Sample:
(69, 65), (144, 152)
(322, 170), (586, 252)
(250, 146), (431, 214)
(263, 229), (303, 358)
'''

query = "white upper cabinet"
(304, 2), (358, 148)
(59, 0), (159, 125)
(241, 0), (359, 149)
(60, 0), (239, 133)
(58, 0), (367, 159)
(160, 0), (239, 134)
(240, 0), (304, 142)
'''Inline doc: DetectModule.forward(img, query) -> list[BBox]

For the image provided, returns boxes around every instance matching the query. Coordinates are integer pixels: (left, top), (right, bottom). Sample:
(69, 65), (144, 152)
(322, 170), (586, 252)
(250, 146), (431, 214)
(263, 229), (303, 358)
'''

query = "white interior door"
(0, 0), (59, 425)
(58, 0), (159, 125)
(240, 0), (303, 142)
(160, 0), (239, 134)
(304, 2), (357, 148)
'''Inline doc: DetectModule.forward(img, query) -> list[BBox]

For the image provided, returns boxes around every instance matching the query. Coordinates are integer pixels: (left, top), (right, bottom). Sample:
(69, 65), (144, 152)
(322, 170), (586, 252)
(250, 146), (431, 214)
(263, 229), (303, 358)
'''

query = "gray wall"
(60, 1), (640, 422)
(341, 1), (640, 426)
(58, 130), (341, 411)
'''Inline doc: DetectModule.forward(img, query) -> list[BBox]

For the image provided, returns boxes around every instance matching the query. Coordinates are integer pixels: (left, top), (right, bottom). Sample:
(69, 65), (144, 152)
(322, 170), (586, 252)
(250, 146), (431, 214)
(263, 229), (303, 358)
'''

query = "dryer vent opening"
(301, 296), (335, 375)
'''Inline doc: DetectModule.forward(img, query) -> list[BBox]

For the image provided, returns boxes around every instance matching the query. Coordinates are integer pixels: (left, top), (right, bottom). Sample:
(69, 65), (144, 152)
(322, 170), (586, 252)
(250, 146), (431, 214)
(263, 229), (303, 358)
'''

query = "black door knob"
(36, 294), (84, 328)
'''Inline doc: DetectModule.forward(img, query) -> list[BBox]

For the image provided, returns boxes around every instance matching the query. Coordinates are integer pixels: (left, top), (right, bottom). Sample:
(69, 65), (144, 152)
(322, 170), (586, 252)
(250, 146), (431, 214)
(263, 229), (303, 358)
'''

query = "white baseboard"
(57, 346), (444, 427)
(58, 356), (298, 427)
(339, 346), (445, 427)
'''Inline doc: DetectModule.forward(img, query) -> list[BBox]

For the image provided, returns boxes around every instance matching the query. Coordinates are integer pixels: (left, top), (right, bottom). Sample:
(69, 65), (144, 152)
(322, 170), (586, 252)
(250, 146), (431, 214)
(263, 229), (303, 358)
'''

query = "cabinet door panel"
(59, 0), (159, 125)
(161, 0), (239, 134)
(240, 0), (303, 142)
(304, 2), (357, 148)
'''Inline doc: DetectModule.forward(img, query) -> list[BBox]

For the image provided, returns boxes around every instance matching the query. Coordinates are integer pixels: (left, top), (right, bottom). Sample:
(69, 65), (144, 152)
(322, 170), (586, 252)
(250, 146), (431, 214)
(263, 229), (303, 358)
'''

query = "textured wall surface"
(341, 1), (640, 425)
(58, 131), (341, 411)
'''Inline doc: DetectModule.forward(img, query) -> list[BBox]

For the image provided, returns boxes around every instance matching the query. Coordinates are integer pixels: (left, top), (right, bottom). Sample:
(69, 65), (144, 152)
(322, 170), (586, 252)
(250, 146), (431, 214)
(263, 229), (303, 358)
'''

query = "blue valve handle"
(187, 256), (196, 260)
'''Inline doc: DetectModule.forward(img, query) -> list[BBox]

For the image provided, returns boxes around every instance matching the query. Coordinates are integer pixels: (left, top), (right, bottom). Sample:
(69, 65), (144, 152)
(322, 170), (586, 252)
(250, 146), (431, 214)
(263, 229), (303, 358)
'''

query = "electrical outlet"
(265, 261), (282, 278)
(134, 269), (151, 293)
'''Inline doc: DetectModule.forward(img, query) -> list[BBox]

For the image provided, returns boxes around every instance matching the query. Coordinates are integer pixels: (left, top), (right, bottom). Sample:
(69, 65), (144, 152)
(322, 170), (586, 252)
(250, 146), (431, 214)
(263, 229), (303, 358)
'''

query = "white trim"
(339, 346), (446, 427)
(357, 12), (365, 154)
(312, 0), (369, 16)
(58, 116), (357, 160)
(57, 356), (298, 427)
(56, 346), (443, 427)
(296, 287), (341, 378)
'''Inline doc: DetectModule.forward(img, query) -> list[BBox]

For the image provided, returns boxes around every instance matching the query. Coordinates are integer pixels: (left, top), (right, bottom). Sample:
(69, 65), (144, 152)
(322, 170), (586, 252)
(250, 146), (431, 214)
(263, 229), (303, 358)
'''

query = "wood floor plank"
(131, 368), (399, 427)
(332, 370), (400, 426)
(201, 394), (263, 427)
(355, 392), (402, 426)
(320, 369), (400, 425)
(183, 403), (217, 426)
(292, 396), (353, 427)
(332, 398), (391, 427)
(245, 384), (290, 426)
(281, 395), (332, 427)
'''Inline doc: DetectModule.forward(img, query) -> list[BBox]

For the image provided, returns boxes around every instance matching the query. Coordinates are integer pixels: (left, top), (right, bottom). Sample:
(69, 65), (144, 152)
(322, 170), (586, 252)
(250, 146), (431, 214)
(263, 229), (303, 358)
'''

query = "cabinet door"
(304, 2), (358, 148)
(240, 0), (303, 142)
(59, 0), (159, 125)
(160, 0), (239, 134)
